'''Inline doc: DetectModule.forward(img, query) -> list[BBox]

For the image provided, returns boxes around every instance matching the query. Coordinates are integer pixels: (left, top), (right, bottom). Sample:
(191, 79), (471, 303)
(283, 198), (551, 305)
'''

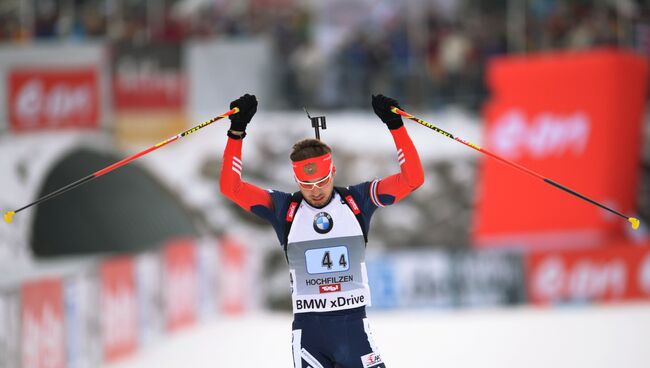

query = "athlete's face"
(297, 168), (336, 207)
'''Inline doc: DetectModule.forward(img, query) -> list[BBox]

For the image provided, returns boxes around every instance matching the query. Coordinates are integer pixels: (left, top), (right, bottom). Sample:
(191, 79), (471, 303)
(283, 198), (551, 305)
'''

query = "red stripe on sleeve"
(220, 137), (273, 211)
(375, 125), (424, 203)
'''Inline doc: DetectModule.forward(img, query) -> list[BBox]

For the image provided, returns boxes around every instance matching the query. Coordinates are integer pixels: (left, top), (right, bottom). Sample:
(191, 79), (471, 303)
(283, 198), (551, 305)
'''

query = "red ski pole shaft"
(391, 107), (640, 230)
(4, 107), (239, 223)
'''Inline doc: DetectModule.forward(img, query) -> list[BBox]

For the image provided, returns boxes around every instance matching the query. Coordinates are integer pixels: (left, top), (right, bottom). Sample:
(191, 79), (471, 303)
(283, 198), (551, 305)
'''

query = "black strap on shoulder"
(335, 186), (368, 243)
(282, 187), (368, 251)
(283, 191), (304, 251)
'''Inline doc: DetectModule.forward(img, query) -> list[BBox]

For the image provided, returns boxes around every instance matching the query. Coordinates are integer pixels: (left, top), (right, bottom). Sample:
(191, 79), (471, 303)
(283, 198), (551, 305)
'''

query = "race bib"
(305, 246), (349, 274)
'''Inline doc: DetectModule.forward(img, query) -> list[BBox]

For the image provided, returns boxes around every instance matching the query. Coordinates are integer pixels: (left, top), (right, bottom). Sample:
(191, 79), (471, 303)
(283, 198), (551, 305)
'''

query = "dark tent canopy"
(31, 148), (198, 257)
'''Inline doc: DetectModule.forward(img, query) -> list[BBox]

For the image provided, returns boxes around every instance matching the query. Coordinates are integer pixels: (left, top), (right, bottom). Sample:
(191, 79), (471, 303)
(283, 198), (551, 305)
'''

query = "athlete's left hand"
(371, 94), (404, 130)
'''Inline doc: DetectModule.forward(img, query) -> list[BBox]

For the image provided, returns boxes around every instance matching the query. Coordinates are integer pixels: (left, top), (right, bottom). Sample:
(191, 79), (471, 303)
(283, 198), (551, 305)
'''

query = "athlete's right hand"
(229, 94), (258, 133)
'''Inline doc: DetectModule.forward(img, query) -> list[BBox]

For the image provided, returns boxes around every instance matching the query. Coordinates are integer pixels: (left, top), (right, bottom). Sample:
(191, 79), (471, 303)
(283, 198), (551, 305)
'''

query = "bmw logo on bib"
(313, 212), (333, 234)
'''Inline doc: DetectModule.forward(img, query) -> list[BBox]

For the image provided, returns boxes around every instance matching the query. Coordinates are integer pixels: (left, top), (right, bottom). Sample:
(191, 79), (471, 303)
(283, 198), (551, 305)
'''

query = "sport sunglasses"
(294, 169), (333, 190)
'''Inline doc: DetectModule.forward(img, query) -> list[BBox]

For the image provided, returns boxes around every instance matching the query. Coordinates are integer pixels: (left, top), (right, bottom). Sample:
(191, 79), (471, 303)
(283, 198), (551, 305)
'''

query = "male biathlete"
(220, 93), (424, 368)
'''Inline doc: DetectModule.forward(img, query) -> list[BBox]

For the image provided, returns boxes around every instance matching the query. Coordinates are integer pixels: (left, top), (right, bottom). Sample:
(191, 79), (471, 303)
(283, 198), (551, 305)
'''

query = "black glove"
(371, 94), (403, 130)
(228, 94), (258, 133)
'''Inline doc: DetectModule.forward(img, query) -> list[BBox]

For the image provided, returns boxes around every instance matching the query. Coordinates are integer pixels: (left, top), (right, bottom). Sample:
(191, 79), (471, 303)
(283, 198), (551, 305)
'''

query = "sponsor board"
(64, 273), (101, 368)
(21, 278), (66, 368)
(365, 256), (398, 309)
(527, 242), (650, 303)
(219, 238), (247, 314)
(454, 251), (526, 306)
(393, 252), (454, 308)
(8, 68), (100, 131)
(115, 110), (188, 146)
(367, 250), (526, 309)
(476, 49), (648, 248)
(100, 257), (138, 362)
(135, 252), (164, 345)
(0, 290), (20, 368)
(196, 239), (219, 318)
(112, 42), (186, 110)
(163, 239), (198, 331)
(112, 42), (187, 145)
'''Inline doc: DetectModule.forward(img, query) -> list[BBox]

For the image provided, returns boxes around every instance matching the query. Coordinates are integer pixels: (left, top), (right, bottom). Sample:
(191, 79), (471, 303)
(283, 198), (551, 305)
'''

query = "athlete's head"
(291, 139), (336, 207)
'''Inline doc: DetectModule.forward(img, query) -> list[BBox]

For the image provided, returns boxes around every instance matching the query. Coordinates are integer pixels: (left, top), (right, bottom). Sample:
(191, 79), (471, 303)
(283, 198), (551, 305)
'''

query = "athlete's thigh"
(292, 321), (334, 368)
(336, 317), (386, 368)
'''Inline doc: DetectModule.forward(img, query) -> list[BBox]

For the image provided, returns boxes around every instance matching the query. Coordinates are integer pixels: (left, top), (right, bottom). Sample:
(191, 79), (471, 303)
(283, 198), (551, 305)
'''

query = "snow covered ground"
(106, 303), (650, 368)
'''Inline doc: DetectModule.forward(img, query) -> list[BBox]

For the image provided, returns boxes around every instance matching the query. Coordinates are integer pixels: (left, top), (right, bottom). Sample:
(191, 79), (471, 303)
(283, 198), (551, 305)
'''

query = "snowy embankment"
(106, 303), (650, 368)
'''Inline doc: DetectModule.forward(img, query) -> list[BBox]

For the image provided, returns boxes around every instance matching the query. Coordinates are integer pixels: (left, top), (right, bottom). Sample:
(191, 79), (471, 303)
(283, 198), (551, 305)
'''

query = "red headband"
(292, 153), (333, 182)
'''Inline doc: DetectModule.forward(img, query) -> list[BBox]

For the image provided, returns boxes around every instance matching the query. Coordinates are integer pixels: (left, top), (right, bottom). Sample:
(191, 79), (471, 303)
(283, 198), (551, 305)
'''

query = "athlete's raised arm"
(220, 94), (273, 211)
(370, 94), (424, 207)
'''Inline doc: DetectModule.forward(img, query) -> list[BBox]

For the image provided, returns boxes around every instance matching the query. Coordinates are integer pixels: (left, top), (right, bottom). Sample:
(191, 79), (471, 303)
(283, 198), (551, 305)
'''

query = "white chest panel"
(287, 192), (363, 244)
(286, 192), (371, 313)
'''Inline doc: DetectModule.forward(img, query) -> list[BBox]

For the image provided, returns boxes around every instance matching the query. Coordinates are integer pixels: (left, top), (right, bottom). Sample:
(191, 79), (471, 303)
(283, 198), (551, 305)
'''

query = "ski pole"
(391, 107), (640, 230)
(3, 107), (239, 224)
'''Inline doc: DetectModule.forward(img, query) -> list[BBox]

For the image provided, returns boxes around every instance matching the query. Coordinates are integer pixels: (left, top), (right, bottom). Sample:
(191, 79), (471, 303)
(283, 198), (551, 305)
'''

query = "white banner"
(186, 37), (274, 122)
(64, 273), (102, 368)
(135, 251), (164, 345)
(0, 290), (20, 368)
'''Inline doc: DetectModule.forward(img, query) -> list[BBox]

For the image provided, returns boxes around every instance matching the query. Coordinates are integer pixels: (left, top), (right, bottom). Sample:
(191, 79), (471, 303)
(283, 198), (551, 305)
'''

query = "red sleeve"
(220, 137), (273, 211)
(372, 125), (424, 206)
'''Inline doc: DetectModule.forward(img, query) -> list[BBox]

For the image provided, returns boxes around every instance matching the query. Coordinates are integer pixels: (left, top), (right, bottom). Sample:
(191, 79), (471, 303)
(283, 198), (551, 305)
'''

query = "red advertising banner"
(8, 68), (100, 131)
(100, 256), (138, 362)
(220, 237), (247, 314)
(163, 238), (197, 331)
(113, 73), (186, 109)
(111, 43), (188, 145)
(474, 49), (648, 249)
(112, 43), (186, 110)
(21, 278), (65, 368)
(527, 241), (650, 304)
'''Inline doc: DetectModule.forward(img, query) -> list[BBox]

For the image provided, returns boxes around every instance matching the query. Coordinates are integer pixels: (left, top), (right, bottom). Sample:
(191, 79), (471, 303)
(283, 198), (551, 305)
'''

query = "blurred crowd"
(0, 0), (648, 110)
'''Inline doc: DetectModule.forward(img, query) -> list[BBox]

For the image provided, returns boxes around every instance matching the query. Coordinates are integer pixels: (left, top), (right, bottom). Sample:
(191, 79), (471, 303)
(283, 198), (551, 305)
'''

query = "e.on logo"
(531, 256), (627, 302)
(489, 109), (591, 160)
(8, 68), (100, 131)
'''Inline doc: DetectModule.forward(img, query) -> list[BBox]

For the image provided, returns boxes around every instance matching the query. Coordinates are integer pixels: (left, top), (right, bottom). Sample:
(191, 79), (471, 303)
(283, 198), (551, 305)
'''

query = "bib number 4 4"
(305, 246), (350, 274)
